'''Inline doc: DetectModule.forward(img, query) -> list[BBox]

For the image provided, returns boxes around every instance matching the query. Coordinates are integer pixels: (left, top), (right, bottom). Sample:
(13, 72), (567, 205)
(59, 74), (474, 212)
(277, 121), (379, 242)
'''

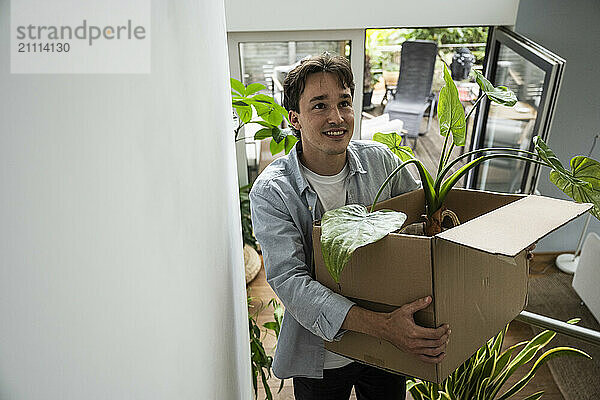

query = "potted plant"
(240, 184), (262, 284)
(320, 64), (600, 282)
(241, 184), (286, 399)
(407, 319), (590, 399)
(231, 82), (287, 399)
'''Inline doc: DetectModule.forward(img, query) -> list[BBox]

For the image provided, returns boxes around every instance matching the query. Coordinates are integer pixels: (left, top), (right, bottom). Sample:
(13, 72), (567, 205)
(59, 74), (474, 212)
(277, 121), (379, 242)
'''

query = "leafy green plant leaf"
(263, 321), (278, 331)
(272, 126), (287, 143)
(270, 137), (285, 155)
(534, 137), (600, 220)
(235, 105), (252, 123)
(497, 347), (591, 400)
(254, 127), (275, 141)
(264, 108), (284, 127)
(266, 130), (297, 155)
(284, 135), (298, 154)
(372, 131), (415, 161)
(274, 103), (290, 123)
(473, 70), (518, 106)
(492, 348), (514, 380)
(230, 78), (246, 96)
(251, 100), (271, 117)
(438, 64), (466, 146)
(521, 391), (544, 400)
(251, 93), (276, 104)
(407, 380), (428, 400)
(320, 205), (407, 282)
(254, 120), (273, 128)
(245, 82), (266, 96)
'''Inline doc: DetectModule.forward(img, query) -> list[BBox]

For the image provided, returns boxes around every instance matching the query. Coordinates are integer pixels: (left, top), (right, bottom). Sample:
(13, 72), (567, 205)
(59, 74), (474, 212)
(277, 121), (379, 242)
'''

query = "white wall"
(225, 0), (520, 32)
(0, 1), (251, 399)
(515, 0), (600, 252)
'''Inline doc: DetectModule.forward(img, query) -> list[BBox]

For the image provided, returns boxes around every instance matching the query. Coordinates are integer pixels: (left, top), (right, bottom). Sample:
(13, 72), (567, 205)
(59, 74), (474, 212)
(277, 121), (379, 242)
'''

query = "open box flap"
(436, 195), (592, 257)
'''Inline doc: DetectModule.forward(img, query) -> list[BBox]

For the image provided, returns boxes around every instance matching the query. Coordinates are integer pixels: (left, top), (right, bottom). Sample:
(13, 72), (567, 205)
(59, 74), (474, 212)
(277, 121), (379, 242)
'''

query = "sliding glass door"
(466, 27), (565, 194)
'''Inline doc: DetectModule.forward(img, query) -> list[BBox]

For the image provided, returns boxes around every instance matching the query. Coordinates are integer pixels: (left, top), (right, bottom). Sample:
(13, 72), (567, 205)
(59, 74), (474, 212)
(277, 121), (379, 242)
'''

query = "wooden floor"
(248, 253), (566, 400)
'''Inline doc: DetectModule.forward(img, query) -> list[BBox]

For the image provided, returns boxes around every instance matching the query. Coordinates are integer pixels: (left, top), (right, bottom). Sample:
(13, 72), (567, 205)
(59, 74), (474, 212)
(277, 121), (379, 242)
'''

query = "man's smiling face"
(289, 72), (354, 171)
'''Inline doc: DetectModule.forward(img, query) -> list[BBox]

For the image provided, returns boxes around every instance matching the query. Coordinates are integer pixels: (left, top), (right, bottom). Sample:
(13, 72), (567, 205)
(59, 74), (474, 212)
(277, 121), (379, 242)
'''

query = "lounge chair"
(383, 40), (438, 148)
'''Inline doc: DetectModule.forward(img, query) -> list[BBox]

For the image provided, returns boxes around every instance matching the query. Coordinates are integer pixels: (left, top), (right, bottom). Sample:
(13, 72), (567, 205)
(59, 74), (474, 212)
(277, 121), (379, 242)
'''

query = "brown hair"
(283, 53), (355, 138)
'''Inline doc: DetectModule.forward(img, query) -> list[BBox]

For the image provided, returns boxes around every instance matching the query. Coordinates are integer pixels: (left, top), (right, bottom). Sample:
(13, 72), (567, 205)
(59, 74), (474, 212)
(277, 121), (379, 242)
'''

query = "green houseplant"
(230, 78), (297, 156)
(406, 319), (591, 400)
(231, 80), (288, 399)
(320, 64), (600, 282)
(240, 185), (286, 400)
(247, 295), (284, 400)
(240, 185), (286, 399)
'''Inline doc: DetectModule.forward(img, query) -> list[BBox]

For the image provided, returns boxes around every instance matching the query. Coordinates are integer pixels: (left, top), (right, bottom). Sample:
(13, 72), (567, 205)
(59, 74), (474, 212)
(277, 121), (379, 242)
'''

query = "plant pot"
(362, 90), (374, 111)
(244, 244), (261, 284)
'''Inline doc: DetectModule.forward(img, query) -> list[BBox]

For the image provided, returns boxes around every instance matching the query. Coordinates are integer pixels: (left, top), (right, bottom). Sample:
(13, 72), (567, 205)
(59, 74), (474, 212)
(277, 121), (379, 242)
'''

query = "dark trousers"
(293, 362), (406, 400)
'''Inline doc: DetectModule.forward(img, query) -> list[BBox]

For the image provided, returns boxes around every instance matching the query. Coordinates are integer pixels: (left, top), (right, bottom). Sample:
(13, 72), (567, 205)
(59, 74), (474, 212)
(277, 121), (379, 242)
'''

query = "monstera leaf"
(474, 70), (518, 106)
(320, 205), (407, 283)
(372, 132), (415, 162)
(438, 64), (466, 146)
(534, 137), (600, 220)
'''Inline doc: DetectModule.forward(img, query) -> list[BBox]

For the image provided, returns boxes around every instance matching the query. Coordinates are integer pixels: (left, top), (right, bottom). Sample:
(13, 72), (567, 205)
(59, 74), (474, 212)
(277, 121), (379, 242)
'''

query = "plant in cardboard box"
(230, 78), (298, 156)
(320, 64), (600, 283)
(406, 319), (590, 400)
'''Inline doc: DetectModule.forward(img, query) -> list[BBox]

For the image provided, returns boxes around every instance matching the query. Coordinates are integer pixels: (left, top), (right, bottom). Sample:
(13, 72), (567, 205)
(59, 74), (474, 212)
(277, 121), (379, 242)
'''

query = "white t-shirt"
(299, 162), (354, 370)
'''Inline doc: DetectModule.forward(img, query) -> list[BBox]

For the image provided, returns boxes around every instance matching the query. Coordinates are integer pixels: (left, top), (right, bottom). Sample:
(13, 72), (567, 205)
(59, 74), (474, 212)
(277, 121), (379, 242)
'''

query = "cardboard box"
(313, 188), (591, 383)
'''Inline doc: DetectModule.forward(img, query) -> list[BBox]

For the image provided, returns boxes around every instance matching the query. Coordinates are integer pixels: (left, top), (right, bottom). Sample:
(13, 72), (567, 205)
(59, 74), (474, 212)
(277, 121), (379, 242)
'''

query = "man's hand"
(341, 296), (450, 364)
(382, 296), (450, 363)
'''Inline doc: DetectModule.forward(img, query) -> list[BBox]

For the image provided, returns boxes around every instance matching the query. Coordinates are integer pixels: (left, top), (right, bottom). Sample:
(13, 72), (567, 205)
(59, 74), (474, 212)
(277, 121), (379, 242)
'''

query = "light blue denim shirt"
(249, 140), (420, 379)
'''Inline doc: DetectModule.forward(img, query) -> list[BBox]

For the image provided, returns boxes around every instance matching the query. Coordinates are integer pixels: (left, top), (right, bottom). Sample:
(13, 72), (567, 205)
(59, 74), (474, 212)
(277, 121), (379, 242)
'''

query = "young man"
(250, 53), (450, 400)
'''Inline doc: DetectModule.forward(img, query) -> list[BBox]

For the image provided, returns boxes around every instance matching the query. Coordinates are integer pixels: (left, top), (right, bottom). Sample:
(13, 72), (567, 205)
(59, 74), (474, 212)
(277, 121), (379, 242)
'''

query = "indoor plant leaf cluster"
(243, 183), (284, 398)
(407, 319), (591, 400)
(230, 78), (297, 155)
(534, 138), (600, 219)
(248, 295), (285, 400)
(320, 64), (600, 283)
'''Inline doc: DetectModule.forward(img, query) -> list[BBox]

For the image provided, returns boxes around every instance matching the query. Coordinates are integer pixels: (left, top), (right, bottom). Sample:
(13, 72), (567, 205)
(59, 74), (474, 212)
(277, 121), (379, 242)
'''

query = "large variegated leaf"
(372, 131), (415, 162)
(438, 64), (466, 146)
(473, 70), (517, 106)
(320, 205), (407, 283)
(534, 137), (600, 220)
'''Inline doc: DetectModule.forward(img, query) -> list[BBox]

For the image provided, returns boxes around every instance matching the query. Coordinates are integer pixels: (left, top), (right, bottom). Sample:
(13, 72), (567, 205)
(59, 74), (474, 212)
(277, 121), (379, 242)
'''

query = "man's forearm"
(341, 305), (389, 340)
(339, 298), (451, 364)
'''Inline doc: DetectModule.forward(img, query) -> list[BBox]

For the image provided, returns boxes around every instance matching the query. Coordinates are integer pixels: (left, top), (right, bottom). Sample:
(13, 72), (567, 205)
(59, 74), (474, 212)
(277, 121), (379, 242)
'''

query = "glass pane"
(238, 40), (350, 179)
(239, 40), (350, 103)
(475, 44), (545, 193)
